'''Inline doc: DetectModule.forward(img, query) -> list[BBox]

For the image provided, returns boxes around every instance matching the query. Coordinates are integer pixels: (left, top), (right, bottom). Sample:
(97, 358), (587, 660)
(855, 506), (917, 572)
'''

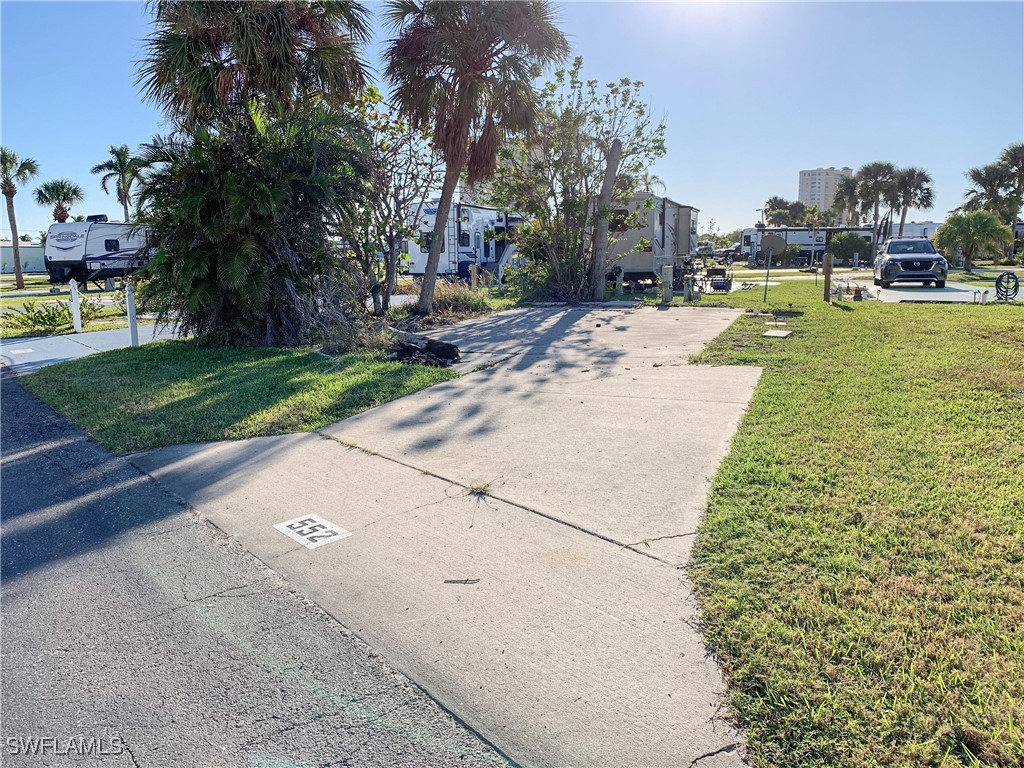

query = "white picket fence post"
(69, 280), (83, 333)
(126, 284), (139, 347)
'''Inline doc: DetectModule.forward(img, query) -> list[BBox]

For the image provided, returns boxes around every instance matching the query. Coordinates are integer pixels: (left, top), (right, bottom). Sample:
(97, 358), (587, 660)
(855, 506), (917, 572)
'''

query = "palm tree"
(91, 145), (143, 223)
(962, 162), (1016, 222)
(638, 170), (666, 194)
(855, 161), (896, 244)
(34, 179), (85, 223)
(139, 0), (370, 124)
(1, 147), (39, 289)
(763, 196), (792, 226)
(803, 204), (826, 229)
(833, 175), (860, 226)
(891, 167), (934, 236)
(934, 210), (1012, 273)
(385, 0), (568, 313)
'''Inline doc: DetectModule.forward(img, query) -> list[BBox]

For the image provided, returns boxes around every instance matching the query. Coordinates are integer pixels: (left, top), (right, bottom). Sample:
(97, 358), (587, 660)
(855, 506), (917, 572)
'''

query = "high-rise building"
(798, 167), (853, 213)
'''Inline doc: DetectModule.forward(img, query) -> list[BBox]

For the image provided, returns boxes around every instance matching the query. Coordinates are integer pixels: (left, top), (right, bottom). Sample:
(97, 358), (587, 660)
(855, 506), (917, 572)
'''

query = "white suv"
(873, 237), (947, 289)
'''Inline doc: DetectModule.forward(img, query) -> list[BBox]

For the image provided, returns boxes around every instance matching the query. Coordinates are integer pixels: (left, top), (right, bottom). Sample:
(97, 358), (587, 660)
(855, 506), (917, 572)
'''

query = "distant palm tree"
(639, 170), (666, 193)
(855, 161), (896, 244)
(1, 147), (40, 289)
(934, 210), (1012, 273)
(139, 0), (370, 124)
(833, 175), (860, 225)
(385, 0), (568, 313)
(763, 195), (792, 226)
(803, 204), (826, 229)
(962, 162), (1016, 222)
(91, 144), (144, 223)
(34, 179), (85, 223)
(891, 167), (934, 236)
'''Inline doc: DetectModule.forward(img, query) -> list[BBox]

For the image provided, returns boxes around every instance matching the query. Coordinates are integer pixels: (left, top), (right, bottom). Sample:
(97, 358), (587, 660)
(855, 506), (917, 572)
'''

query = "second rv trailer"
(44, 220), (150, 284)
(405, 202), (522, 281)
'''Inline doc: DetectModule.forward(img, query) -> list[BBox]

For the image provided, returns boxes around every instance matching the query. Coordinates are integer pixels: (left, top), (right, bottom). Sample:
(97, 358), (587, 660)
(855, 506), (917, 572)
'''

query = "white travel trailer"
(741, 225), (876, 267)
(44, 218), (150, 284)
(405, 201), (522, 282)
(610, 195), (699, 282)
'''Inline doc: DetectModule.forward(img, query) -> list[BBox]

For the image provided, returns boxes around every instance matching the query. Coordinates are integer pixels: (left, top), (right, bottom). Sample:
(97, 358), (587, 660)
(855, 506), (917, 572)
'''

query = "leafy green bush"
(504, 260), (560, 302)
(4, 302), (73, 332)
(3, 297), (103, 334)
(136, 103), (372, 347)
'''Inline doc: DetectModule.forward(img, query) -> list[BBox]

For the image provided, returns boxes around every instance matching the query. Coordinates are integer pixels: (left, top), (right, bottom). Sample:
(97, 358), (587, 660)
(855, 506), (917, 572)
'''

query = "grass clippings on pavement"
(688, 280), (1024, 767)
(22, 341), (458, 453)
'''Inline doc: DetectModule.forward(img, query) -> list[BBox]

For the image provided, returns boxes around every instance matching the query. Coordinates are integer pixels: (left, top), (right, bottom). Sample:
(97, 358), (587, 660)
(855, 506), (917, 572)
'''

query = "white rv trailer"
(610, 195), (699, 282)
(405, 201), (522, 282)
(741, 225), (876, 267)
(44, 219), (150, 283)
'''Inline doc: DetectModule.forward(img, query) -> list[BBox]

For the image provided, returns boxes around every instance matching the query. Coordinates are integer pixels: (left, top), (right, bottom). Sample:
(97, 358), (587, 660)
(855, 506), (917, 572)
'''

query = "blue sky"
(2, 1), (1022, 240)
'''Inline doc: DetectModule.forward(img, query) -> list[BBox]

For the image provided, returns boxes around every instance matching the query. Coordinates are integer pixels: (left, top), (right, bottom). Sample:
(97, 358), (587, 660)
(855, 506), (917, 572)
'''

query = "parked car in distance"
(714, 243), (742, 264)
(873, 237), (947, 288)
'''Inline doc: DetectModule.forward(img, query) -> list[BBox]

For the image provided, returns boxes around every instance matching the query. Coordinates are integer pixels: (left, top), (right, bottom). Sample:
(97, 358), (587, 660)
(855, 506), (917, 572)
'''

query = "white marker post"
(69, 280), (83, 333)
(126, 284), (139, 347)
(661, 264), (673, 305)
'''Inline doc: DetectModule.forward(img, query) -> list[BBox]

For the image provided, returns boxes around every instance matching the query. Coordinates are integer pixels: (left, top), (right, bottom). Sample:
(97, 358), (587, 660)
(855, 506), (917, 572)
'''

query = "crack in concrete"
(687, 742), (741, 767)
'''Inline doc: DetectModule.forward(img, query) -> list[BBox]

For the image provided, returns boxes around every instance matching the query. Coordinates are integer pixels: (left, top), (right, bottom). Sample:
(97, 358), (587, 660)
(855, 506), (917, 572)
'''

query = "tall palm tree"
(385, 0), (568, 313)
(1, 147), (39, 289)
(962, 162), (1016, 222)
(855, 161), (896, 244)
(139, 0), (370, 124)
(34, 179), (85, 223)
(934, 210), (1012, 273)
(833, 175), (860, 226)
(891, 167), (934, 236)
(91, 145), (143, 223)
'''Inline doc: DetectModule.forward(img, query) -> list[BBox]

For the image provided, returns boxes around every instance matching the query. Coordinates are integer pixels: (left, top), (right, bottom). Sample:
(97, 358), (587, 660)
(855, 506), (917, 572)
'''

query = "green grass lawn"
(22, 342), (458, 453)
(0, 274), (52, 293)
(687, 280), (1024, 766)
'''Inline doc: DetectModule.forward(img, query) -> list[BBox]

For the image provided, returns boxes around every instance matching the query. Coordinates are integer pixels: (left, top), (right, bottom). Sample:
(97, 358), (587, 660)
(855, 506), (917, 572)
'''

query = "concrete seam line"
(126, 453), (522, 768)
(316, 431), (679, 568)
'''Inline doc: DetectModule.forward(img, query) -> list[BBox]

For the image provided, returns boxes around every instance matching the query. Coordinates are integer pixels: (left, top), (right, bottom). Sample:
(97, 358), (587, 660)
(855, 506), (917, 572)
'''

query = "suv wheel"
(880, 280), (891, 289)
(935, 280), (945, 289)
(873, 277), (880, 286)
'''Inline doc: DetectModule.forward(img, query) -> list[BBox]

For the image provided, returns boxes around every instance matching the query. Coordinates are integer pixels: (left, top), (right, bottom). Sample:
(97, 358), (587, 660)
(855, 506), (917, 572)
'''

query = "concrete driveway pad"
(133, 306), (758, 767)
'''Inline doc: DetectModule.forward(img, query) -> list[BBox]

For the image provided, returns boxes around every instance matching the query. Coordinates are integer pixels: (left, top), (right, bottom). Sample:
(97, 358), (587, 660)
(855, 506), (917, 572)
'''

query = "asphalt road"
(0, 368), (507, 768)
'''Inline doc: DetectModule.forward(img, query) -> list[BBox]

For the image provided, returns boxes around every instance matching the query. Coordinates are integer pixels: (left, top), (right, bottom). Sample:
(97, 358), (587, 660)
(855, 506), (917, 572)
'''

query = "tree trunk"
(418, 161), (461, 314)
(5, 193), (25, 290)
(590, 138), (623, 301)
(122, 197), (131, 224)
(898, 206), (908, 237)
(55, 205), (68, 223)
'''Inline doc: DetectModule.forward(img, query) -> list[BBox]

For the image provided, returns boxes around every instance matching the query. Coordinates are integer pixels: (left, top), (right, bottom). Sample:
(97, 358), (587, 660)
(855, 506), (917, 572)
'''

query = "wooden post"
(823, 253), (834, 304)
(470, 264), (478, 291)
(69, 279), (83, 333)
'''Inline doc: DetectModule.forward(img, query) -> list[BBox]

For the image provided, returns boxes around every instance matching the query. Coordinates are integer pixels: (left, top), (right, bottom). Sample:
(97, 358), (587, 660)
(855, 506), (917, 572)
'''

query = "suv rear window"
(887, 240), (936, 255)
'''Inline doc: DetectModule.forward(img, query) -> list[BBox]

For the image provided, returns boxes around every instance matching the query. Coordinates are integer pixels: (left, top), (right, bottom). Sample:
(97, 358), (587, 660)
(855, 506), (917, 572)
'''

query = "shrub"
(431, 280), (490, 313)
(504, 260), (560, 302)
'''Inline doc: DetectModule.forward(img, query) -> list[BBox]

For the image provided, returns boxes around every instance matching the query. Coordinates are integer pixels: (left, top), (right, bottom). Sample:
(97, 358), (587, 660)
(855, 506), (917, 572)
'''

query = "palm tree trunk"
(122, 197), (131, 224)
(418, 161), (461, 314)
(5, 194), (25, 289)
(898, 206), (908, 237)
(590, 139), (623, 301)
(55, 205), (68, 223)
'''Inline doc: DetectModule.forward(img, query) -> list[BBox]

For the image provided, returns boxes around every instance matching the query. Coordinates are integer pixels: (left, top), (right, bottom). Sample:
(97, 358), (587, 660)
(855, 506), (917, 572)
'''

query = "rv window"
(610, 209), (629, 232)
(459, 231), (470, 247)
(419, 233), (445, 253)
(104, 239), (120, 252)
